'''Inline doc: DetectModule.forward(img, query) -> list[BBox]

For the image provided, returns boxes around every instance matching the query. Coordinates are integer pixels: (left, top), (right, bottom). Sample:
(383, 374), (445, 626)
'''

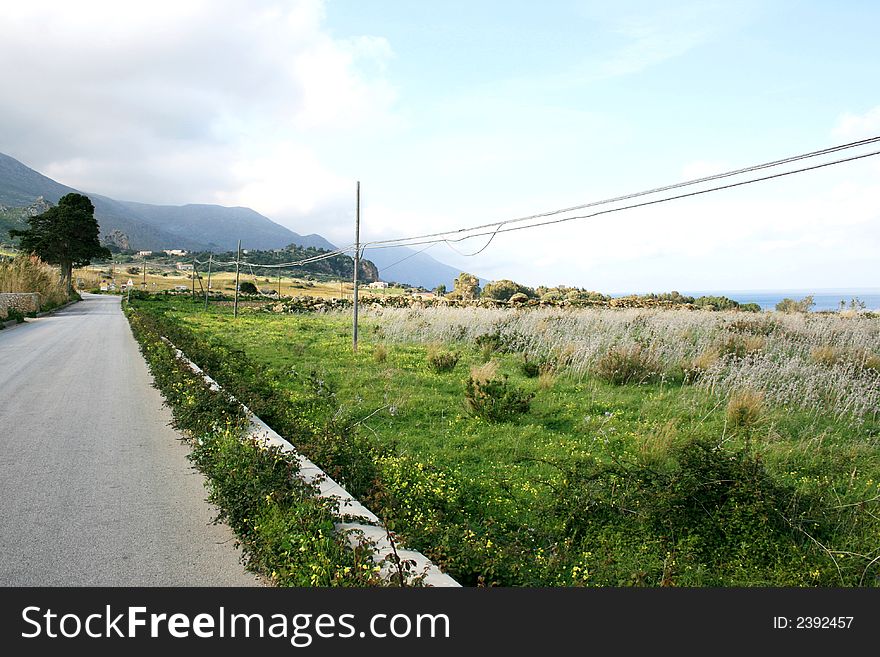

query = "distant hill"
(0, 151), (479, 289)
(0, 152), (331, 253)
(364, 246), (466, 290)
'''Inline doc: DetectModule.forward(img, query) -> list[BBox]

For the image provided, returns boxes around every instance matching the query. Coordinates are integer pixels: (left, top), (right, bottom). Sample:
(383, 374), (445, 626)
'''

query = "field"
(130, 295), (880, 586)
(75, 264), (348, 298)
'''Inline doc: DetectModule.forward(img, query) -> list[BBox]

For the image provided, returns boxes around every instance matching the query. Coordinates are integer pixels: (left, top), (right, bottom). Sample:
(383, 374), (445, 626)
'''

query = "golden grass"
(0, 255), (68, 307)
(810, 345), (841, 367)
(469, 360), (499, 383)
(726, 389), (764, 429)
(537, 369), (556, 390)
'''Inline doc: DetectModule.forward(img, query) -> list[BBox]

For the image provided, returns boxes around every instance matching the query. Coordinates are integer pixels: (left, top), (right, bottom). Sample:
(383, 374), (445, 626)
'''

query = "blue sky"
(1, 1), (878, 291)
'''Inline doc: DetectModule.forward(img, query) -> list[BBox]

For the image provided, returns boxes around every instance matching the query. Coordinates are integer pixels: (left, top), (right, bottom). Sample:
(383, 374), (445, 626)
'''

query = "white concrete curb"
(160, 336), (460, 588)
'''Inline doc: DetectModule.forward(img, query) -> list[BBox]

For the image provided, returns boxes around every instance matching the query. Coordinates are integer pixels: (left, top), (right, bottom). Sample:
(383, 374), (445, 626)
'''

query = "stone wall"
(0, 292), (40, 319)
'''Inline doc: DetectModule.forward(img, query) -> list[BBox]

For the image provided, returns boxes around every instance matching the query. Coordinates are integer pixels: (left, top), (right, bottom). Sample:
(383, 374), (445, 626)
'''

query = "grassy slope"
(148, 297), (880, 586)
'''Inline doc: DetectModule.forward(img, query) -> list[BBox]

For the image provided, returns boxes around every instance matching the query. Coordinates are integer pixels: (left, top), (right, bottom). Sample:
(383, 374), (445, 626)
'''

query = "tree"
(482, 279), (536, 302)
(10, 193), (110, 294)
(452, 272), (481, 299)
(775, 296), (815, 313)
(433, 283), (447, 295)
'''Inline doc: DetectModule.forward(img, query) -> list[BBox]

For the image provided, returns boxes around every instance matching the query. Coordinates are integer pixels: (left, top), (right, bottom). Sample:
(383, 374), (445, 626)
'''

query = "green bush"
(520, 357), (541, 378)
(4, 308), (25, 323)
(239, 281), (259, 295)
(464, 374), (533, 422)
(549, 437), (832, 586)
(427, 347), (460, 372)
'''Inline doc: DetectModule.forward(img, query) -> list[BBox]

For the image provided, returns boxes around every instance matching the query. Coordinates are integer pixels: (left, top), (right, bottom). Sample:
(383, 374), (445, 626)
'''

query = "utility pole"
(352, 181), (360, 353)
(142, 254), (146, 290)
(234, 240), (242, 318)
(205, 255), (213, 311)
(278, 271), (282, 298)
(191, 257), (196, 299)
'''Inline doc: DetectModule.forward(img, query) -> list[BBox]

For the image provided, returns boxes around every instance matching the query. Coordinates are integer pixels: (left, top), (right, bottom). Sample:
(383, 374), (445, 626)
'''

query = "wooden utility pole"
(191, 258), (196, 298)
(352, 181), (360, 353)
(205, 255), (213, 310)
(142, 255), (146, 290)
(278, 272), (282, 298)
(234, 240), (242, 318)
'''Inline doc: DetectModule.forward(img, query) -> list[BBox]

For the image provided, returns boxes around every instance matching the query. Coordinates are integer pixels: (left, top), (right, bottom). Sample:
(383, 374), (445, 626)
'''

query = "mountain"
(364, 246), (465, 290)
(0, 151), (476, 288)
(0, 152), (325, 252)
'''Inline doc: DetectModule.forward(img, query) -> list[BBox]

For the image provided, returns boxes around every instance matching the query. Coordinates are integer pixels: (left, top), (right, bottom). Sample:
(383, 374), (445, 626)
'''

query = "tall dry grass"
(0, 255), (69, 307)
(362, 305), (880, 422)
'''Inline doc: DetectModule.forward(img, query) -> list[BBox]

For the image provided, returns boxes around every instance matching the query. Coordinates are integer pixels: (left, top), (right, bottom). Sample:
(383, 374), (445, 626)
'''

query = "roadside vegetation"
(124, 298), (391, 586)
(0, 254), (75, 323)
(126, 293), (880, 587)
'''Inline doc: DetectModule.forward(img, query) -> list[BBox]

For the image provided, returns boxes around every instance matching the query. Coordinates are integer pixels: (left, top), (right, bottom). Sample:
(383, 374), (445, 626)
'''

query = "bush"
(427, 345), (460, 372)
(776, 296), (815, 313)
(373, 344), (388, 363)
(595, 344), (661, 385)
(239, 281), (259, 295)
(464, 363), (533, 422)
(520, 357), (541, 378)
(551, 437), (828, 586)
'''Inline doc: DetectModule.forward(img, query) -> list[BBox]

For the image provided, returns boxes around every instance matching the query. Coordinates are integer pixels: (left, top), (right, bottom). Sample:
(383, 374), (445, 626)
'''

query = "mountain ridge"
(0, 151), (471, 288)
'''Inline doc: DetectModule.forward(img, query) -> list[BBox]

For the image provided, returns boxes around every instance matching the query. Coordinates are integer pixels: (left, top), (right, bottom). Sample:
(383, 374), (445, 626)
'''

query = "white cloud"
(832, 106), (880, 141)
(0, 0), (396, 214)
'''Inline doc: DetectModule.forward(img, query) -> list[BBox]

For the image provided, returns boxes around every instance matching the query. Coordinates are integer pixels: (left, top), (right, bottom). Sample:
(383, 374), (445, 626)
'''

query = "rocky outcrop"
(103, 229), (131, 251)
(358, 259), (379, 283)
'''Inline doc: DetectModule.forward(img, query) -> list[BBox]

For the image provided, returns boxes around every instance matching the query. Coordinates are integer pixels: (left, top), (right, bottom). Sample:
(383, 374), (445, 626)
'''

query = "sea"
(610, 289), (880, 312)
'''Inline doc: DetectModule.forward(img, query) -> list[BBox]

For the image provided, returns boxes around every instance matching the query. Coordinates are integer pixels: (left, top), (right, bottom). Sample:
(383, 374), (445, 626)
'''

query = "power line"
(371, 242), (436, 274)
(360, 146), (880, 252)
(362, 135), (880, 250)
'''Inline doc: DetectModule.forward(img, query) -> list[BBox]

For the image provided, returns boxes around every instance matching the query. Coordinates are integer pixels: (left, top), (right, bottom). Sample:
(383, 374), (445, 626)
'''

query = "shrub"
(520, 357), (541, 378)
(427, 345), (460, 372)
(776, 296), (815, 313)
(595, 344), (661, 385)
(373, 344), (388, 363)
(464, 362), (533, 422)
(239, 281), (259, 295)
(4, 308), (26, 323)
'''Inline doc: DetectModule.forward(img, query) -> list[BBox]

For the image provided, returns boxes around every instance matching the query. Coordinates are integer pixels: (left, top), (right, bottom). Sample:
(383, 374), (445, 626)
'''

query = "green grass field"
(132, 295), (880, 586)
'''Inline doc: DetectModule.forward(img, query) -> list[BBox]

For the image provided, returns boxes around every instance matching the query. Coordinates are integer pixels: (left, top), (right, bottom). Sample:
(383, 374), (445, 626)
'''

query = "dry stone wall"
(0, 292), (40, 319)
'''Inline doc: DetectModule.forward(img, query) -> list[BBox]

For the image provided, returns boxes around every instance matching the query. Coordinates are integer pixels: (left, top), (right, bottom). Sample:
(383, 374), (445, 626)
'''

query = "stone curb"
(160, 336), (461, 588)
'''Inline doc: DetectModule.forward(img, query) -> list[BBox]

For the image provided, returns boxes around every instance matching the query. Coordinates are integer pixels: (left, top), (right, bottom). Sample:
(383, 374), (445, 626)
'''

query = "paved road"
(0, 294), (259, 585)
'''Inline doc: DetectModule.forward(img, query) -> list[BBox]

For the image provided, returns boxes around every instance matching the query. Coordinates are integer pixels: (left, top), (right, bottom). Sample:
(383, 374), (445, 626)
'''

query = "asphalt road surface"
(0, 294), (259, 585)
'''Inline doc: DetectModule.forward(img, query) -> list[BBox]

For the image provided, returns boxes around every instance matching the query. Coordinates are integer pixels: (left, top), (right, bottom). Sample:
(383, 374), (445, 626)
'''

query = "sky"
(1, 0), (878, 292)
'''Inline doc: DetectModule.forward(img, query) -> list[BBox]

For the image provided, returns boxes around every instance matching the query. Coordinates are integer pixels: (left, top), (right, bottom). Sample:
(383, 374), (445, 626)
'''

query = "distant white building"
(367, 281), (389, 289)
(137, 250), (153, 256)
(164, 249), (188, 256)
(176, 262), (193, 271)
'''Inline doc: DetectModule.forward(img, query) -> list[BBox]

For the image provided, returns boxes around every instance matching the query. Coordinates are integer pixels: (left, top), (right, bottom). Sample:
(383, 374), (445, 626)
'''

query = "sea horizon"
(609, 287), (880, 311)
